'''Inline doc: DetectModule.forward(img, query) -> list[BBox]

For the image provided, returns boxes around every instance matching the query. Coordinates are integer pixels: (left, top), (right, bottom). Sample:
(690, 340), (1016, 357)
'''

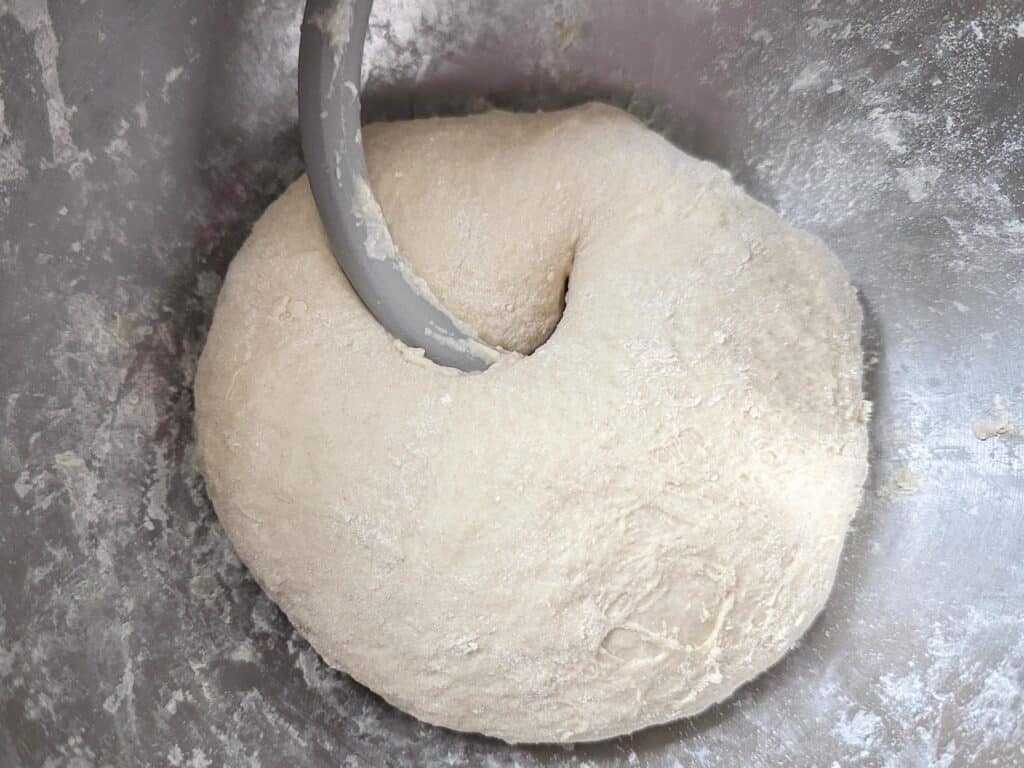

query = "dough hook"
(298, 0), (499, 371)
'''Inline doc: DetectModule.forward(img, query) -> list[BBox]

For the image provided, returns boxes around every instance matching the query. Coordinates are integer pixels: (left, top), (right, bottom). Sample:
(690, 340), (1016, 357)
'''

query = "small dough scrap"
(196, 104), (869, 743)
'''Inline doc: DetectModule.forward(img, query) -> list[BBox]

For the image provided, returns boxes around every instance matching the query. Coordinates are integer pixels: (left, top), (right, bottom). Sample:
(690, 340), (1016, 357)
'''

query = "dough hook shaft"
(298, 0), (498, 371)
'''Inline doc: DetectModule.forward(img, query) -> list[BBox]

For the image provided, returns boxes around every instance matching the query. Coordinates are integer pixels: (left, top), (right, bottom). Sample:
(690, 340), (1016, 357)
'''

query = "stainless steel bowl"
(2, 1), (1021, 765)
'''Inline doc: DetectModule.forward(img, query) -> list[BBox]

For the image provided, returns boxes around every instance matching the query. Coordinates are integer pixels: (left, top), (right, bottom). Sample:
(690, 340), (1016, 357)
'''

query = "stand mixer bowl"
(1, 1), (1021, 765)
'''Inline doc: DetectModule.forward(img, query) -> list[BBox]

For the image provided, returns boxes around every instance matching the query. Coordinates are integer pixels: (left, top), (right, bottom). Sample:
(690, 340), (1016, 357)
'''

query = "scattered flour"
(161, 66), (186, 102)
(789, 61), (830, 92)
(0, 88), (29, 183)
(877, 463), (922, 498)
(972, 395), (1017, 440)
(316, 2), (352, 49)
(897, 165), (943, 203)
(6, 0), (93, 176)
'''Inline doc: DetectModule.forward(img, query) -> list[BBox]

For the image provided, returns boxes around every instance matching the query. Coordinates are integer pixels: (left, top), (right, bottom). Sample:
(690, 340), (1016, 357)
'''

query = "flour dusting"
(7, 0), (93, 176)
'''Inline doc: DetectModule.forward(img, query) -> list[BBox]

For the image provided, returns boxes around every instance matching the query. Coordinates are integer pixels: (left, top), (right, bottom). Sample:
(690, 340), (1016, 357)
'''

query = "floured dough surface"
(195, 103), (868, 743)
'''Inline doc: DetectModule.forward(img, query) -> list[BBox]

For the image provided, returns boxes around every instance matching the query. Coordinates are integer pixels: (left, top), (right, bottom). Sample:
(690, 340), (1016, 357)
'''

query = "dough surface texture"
(195, 103), (868, 743)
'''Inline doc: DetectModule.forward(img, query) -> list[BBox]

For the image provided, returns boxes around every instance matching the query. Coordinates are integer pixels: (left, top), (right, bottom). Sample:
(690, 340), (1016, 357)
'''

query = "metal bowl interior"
(1, 1), (1021, 765)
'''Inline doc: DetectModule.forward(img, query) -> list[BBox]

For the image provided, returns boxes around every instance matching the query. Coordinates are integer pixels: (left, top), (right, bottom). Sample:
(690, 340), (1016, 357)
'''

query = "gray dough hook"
(298, 0), (499, 372)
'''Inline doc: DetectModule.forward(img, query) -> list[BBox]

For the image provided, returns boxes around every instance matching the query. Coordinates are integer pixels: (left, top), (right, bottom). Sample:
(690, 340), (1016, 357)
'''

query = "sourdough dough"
(195, 103), (869, 743)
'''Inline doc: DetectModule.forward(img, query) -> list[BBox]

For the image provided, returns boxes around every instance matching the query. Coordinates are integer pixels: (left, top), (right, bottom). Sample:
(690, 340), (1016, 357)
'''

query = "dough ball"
(195, 103), (868, 743)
